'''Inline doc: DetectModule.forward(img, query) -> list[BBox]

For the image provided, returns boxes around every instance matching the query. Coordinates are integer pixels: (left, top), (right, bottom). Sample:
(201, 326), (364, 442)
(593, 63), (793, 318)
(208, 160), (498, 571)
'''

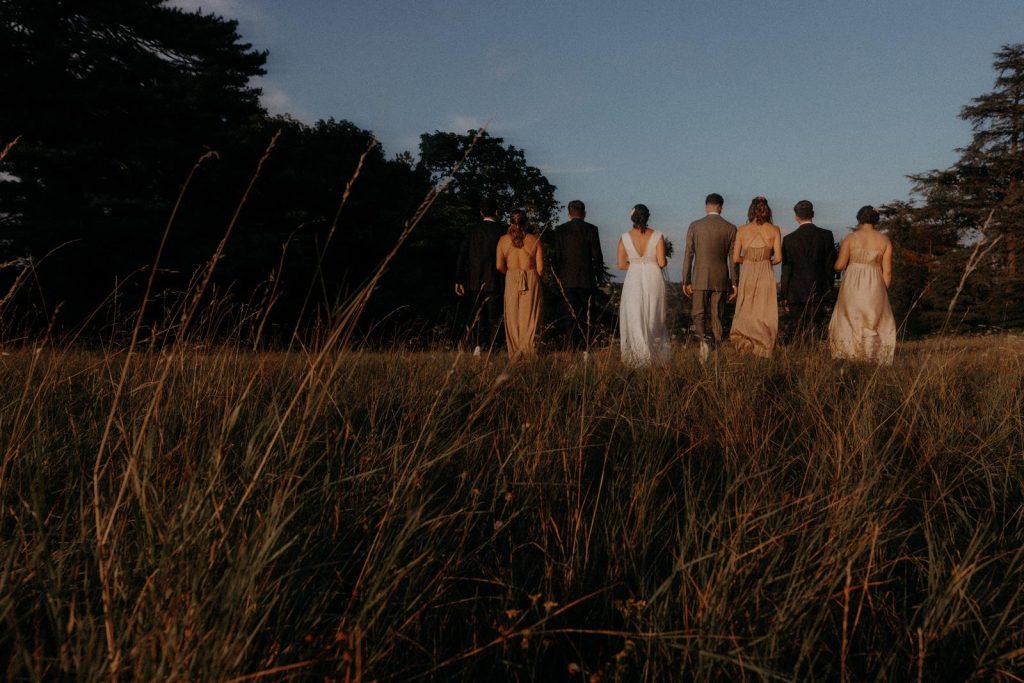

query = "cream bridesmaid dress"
(828, 248), (896, 363)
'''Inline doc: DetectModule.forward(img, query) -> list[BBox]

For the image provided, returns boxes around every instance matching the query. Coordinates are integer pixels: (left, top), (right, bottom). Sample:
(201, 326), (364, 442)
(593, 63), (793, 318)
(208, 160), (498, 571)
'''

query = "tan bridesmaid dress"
(729, 231), (778, 357)
(503, 242), (542, 356)
(828, 249), (896, 363)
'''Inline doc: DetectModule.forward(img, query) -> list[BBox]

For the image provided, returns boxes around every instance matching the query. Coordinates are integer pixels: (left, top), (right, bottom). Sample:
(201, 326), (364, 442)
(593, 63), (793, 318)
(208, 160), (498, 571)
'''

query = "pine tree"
(889, 44), (1024, 331)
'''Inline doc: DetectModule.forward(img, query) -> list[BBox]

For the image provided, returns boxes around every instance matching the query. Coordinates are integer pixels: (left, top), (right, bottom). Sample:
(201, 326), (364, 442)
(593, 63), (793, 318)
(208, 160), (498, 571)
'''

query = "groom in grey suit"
(682, 193), (737, 350)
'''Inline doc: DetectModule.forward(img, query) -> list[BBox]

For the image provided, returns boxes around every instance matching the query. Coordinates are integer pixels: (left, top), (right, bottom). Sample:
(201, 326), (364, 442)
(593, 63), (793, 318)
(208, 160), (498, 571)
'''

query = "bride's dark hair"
(508, 209), (528, 248)
(630, 204), (651, 234)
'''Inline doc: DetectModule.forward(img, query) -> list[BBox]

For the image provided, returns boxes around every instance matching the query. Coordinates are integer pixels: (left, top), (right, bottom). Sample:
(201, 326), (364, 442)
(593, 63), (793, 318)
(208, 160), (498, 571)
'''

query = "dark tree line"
(0, 0), (559, 344)
(884, 44), (1024, 334)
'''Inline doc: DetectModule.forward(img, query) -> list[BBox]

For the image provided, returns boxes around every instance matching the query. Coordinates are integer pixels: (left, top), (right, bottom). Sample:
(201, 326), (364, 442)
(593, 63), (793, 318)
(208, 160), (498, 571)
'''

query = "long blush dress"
(828, 248), (896, 364)
(619, 230), (670, 367)
(503, 243), (542, 356)
(729, 232), (778, 357)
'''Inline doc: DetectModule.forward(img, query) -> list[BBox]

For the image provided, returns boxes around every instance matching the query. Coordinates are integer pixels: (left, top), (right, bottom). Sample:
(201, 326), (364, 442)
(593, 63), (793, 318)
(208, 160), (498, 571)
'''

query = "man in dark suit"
(683, 193), (737, 358)
(553, 199), (605, 350)
(455, 198), (506, 355)
(780, 200), (837, 344)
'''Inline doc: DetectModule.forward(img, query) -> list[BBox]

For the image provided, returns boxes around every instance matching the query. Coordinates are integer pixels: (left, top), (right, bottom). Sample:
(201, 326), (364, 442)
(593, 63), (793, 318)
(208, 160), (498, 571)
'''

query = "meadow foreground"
(1, 337), (1023, 680)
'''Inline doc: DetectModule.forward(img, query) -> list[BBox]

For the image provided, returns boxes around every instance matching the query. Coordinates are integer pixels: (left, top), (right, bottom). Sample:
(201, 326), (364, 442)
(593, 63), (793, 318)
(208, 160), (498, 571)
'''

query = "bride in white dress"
(618, 204), (671, 367)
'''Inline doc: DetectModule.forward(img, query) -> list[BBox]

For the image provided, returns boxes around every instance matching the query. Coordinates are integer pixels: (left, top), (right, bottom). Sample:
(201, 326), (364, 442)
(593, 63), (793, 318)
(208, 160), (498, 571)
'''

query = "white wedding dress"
(619, 230), (671, 367)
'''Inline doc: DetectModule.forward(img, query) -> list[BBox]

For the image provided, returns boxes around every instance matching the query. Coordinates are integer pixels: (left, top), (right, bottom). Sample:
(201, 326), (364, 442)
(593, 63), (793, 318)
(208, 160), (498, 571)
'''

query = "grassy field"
(1, 336), (1023, 681)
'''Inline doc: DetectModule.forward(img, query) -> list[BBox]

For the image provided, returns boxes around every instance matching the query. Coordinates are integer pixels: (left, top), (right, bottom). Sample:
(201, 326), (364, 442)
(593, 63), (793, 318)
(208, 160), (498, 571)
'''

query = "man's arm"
(725, 227), (737, 284)
(454, 231), (469, 296)
(552, 227), (564, 278)
(589, 225), (605, 286)
(825, 235), (839, 299)
(681, 224), (696, 284)
(780, 236), (792, 303)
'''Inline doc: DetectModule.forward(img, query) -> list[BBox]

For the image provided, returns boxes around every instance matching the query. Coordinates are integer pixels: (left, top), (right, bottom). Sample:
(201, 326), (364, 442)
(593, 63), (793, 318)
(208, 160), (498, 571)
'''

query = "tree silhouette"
(885, 43), (1024, 331)
(0, 0), (267, 329)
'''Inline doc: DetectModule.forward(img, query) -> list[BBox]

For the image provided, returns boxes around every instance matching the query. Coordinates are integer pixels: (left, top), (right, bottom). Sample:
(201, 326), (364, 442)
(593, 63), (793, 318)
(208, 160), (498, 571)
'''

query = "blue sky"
(174, 0), (1024, 275)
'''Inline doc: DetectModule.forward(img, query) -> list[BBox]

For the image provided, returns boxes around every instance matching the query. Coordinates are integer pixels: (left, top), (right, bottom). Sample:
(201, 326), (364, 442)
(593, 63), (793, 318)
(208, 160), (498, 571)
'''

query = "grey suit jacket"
(682, 214), (737, 291)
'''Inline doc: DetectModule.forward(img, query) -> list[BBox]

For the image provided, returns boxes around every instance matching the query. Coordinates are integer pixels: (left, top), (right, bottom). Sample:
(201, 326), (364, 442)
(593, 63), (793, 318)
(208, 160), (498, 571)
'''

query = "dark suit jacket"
(455, 219), (506, 293)
(682, 214), (737, 291)
(780, 223), (837, 304)
(554, 218), (604, 289)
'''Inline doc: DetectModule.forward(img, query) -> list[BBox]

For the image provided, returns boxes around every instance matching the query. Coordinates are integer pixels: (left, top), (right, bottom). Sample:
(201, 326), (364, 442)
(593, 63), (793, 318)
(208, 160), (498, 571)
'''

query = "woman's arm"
(616, 238), (629, 270)
(732, 229), (744, 264)
(534, 239), (544, 277)
(771, 226), (783, 265)
(656, 234), (667, 269)
(496, 237), (508, 274)
(834, 237), (850, 272)
(881, 239), (893, 288)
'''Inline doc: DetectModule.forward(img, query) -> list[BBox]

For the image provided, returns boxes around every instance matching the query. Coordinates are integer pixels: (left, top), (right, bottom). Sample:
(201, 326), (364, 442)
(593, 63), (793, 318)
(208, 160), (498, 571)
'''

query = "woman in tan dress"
(497, 209), (544, 356)
(828, 206), (896, 364)
(729, 196), (782, 357)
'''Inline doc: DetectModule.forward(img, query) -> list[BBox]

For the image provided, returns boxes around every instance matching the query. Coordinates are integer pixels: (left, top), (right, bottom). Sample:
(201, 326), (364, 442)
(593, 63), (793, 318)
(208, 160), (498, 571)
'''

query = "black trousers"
(467, 288), (503, 349)
(786, 298), (829, 345)
(562, 287), (595, 350)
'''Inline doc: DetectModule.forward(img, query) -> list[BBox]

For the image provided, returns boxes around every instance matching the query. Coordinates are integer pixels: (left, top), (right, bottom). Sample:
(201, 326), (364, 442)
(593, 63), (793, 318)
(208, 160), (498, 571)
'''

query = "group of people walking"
(454, 194), (897, 366)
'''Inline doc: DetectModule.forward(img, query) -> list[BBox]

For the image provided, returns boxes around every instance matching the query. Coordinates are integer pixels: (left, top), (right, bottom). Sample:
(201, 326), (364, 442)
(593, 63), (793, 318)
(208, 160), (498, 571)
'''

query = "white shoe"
(473, 345), (482, 357)
(699, 340), (710, 364)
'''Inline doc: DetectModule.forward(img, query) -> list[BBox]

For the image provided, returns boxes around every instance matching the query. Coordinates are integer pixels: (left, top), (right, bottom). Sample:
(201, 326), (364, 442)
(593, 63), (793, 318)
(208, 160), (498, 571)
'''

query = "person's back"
(554, 200), (604, 351)
(497, 211), (544, 356)
(618, 204), (669, 367)
(682, 194), (737, 350)
(684, 214), (737, 291)
(554, 217), (602, 288)
(782, 224), (835, 302)
(455, 199), (507, 354)
(829, 206), (896, 364)
(499, 234), (541, 272)
(460, 219), (506, 292)
(729, 198), (781, 357)
(781, 201), (838, 343)
(844, 228), (890, 263)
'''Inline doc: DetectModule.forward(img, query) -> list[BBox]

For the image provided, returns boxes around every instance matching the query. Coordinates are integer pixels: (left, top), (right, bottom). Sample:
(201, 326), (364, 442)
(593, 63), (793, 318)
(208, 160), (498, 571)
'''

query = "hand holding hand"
(683, 283), (693, 298)
(455, 284), (465, 297)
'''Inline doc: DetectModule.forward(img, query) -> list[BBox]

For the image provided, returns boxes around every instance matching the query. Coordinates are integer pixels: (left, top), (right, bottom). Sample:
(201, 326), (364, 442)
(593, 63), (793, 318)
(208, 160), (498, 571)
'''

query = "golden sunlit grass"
(1, 336), (1022, 680)
(2, 127), (1022, 680)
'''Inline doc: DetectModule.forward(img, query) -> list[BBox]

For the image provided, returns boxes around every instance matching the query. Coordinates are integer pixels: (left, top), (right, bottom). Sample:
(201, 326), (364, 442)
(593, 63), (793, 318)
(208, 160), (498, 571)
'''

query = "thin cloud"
(255, 78), (311, 122)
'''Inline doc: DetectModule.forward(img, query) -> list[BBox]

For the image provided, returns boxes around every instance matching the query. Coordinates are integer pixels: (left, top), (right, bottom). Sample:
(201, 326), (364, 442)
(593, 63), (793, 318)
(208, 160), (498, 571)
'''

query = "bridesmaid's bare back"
(497, 234), (542, 273)
(845, 226), (890, 254)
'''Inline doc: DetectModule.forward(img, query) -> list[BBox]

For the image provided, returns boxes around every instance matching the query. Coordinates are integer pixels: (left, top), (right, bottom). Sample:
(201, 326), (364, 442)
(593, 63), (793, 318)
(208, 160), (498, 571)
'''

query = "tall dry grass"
(1, 336), (1022, 680)
(2, 128), (1023, 680)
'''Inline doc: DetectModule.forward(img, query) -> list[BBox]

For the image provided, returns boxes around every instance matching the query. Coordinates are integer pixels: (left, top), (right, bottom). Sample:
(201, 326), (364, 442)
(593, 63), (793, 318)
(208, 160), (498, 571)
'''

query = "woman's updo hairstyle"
(747, 196), (772, 225)
(856, 205), (880, 226)
(630, 204), (651, 234)
(508, 208), (529, 248)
